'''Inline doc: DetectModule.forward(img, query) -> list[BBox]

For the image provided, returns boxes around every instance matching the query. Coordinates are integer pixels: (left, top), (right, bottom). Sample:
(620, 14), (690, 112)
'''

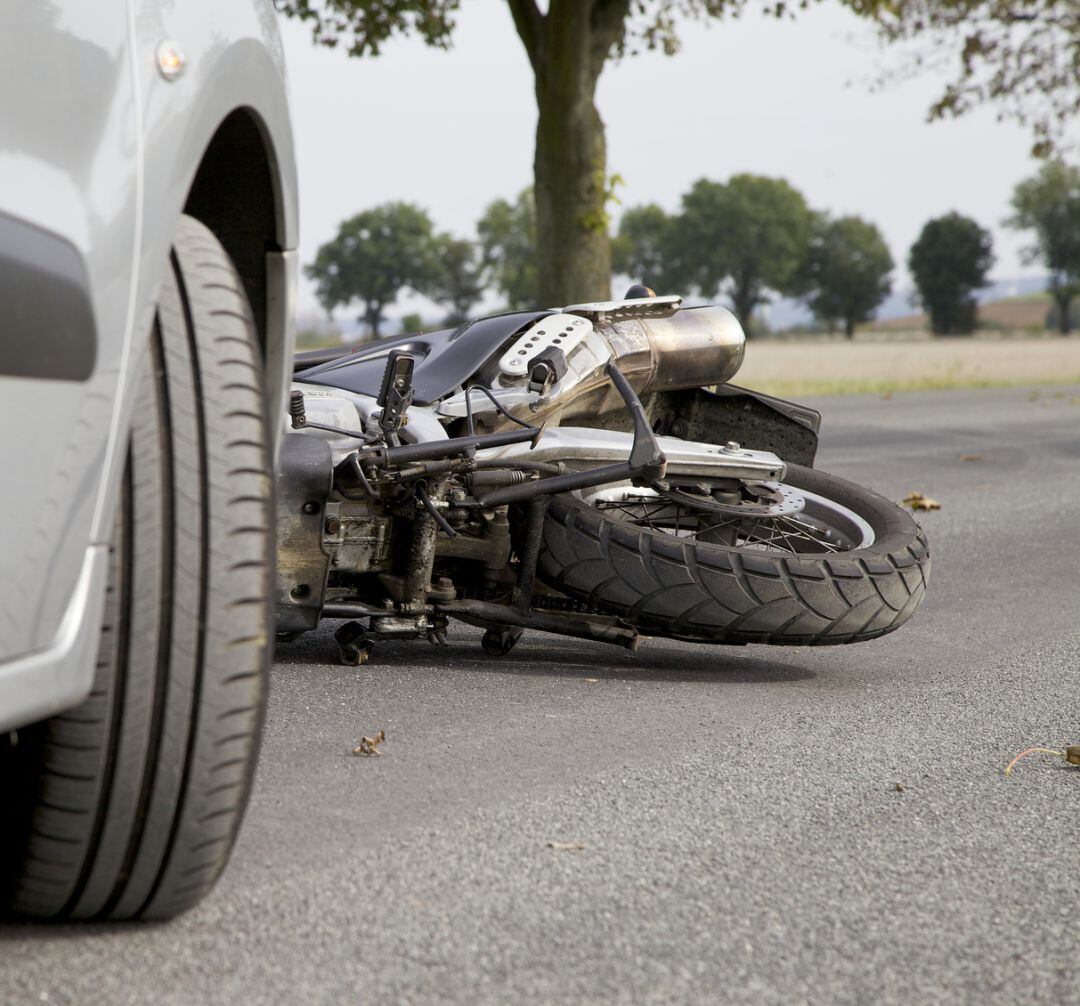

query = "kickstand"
(480, 495), (550, 657)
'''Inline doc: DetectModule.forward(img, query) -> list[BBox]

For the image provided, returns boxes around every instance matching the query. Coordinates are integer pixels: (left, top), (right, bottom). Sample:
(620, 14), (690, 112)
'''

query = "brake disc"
(657, 480), (805, 518)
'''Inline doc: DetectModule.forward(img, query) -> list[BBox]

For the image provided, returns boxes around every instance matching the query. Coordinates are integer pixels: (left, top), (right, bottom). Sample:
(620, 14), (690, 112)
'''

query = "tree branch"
(589, 0), (632, 78)
(506, 0), (544, 71)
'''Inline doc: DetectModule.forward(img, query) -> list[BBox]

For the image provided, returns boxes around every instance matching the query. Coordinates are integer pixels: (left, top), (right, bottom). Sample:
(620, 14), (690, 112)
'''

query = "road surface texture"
(4, 386), (1080, 1005)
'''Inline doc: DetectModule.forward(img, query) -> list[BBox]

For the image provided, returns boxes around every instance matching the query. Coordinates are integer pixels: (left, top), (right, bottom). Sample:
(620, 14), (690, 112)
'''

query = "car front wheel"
(3, 215), (272, 921)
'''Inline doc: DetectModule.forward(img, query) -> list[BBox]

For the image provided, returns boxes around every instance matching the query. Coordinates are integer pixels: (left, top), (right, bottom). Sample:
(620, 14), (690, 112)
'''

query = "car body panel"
(91, 2), (299, 546)
(0, 214), (98, 382)
(0, 0), (138, 661)
(0, 549), (108, 734)
(0, 0), (297, 731)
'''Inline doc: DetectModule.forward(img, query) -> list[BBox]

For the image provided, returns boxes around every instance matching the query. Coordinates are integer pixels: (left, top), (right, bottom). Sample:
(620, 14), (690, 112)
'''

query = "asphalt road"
(5, 385), (1080, 1005)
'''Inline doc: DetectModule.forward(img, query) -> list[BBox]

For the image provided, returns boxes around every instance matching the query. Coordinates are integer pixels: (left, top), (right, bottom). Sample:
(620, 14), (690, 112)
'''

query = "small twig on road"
(1004, 745), (1080, 776)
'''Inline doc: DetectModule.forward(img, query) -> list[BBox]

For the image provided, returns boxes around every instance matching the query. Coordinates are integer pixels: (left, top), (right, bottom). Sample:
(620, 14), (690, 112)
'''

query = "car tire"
(2, 215), (272, 921)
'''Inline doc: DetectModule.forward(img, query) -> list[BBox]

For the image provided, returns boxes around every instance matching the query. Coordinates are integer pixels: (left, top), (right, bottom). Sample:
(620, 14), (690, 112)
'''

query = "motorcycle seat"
(294, 310), (554, 405)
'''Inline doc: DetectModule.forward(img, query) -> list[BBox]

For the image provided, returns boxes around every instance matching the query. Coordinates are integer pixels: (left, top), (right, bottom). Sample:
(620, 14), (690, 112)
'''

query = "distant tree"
(612, 204), (680, 293)
(675, 175), (814, 336)
(279, 0), (890, 306)
(865, 0), (1079, 157)
(429, 235), (486, 325)
(398, 312), (425, 334)
(908, 212), (994, 335)
(476, 189), (540, 311)
(1006, 161), (1080, 334)
(306, 202), (437, 339)
(800, 215), (894, 339)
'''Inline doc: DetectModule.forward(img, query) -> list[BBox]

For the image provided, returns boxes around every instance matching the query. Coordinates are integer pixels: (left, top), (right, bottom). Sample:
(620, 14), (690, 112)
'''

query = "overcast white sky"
(279, 2), (1053, 321)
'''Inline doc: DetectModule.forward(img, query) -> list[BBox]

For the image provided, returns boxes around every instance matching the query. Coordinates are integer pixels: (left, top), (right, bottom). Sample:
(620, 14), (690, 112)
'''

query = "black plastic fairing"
(650, 385), (821, 468)
(295, 310), (554, 404)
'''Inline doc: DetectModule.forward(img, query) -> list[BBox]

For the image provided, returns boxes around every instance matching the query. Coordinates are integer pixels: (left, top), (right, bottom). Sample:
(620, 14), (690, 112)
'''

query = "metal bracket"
(474, 361), (667, 507)
(375, 350), (415, 436)
(561, 295), (682, 324)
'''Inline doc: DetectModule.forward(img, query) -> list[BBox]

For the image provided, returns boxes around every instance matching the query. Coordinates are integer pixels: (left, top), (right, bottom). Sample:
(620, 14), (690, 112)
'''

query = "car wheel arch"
(183, 105), (284, 361)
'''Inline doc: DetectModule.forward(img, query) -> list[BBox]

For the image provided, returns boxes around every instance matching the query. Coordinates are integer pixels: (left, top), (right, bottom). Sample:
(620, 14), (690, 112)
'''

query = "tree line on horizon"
(281, 0), (1078, 312)
(305, 160), (1080, 342)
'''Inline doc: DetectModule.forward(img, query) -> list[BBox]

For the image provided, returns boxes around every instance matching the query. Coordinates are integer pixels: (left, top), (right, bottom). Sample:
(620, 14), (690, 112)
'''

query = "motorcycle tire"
(537, 463), (930, 646)
(3, 216), (271, 921)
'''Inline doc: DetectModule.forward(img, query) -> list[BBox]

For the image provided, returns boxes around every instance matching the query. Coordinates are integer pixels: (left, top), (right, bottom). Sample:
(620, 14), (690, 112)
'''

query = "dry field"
(736, 333), (1080, 397)
(873, 295), (1051, 333)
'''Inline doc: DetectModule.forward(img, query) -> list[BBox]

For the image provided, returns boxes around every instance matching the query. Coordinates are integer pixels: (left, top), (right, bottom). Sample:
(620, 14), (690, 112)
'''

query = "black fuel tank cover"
(296, 310), (555, 404)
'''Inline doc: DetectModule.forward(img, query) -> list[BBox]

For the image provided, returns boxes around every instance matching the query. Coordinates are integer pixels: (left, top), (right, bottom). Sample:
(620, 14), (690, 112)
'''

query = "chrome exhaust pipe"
(545, 304), (746, 426)
(601, 304), (746, 394)
(439, 302), (746, 431)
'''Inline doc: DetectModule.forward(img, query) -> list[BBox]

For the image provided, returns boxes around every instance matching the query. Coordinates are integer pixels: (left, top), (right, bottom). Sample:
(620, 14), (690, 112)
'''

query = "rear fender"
(642, 385), (820, 469)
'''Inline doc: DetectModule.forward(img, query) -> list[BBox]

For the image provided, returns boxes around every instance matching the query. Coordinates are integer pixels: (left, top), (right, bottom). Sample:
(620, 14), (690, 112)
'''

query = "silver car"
(1, 2), (297, 920)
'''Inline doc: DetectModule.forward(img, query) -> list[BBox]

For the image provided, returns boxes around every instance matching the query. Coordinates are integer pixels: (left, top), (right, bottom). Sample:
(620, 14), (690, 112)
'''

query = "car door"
(0, 1), (139, 661)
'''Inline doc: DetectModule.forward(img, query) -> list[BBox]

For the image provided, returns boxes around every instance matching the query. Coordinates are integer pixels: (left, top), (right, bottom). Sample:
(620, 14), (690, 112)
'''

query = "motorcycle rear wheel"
(537, 463), (930, 646)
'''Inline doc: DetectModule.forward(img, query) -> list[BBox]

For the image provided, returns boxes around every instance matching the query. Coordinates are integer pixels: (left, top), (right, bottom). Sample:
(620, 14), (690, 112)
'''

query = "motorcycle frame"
(276, 299), (823, 657)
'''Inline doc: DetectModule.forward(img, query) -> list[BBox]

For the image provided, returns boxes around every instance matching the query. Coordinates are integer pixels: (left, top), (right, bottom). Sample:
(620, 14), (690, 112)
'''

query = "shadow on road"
(0, 917), (168, 943)
(466, 640), (817, 685)
(276, 627), (817, 686)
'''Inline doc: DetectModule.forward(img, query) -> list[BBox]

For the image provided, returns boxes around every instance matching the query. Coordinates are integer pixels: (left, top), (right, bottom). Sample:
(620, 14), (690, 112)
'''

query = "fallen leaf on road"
(902, 492), (941, 511)
(352, 729), (386, 756)
(959, 454), (983, 462)
(548, 840), (586, 851)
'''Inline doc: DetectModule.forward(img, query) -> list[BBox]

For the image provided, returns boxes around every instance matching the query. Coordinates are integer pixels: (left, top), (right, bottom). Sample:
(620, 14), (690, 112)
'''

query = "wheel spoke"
(593, 481), (861, 555)
(775, 515), (843, 552)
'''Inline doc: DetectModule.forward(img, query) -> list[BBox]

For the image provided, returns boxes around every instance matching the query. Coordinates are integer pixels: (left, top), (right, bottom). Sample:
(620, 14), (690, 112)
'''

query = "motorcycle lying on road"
(278, 293), (929, 664)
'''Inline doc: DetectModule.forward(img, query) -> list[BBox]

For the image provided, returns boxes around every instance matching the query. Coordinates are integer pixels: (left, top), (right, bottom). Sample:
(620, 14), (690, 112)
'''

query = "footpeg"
(334, 620), (374, 666)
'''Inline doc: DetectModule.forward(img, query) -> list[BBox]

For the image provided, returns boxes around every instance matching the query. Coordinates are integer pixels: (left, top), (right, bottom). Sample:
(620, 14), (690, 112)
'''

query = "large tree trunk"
(534, 86), (610, 305)
(1054, 290), (1073, 334)
(510, 0), (625, 307)
(365, 301), (383, 340)
(730, 272), (759, 338)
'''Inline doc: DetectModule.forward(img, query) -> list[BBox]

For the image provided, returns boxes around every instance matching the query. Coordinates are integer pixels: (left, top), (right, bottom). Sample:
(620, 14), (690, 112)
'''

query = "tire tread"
(4, 216), (271, 922)
(538, 464), (930, 646)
